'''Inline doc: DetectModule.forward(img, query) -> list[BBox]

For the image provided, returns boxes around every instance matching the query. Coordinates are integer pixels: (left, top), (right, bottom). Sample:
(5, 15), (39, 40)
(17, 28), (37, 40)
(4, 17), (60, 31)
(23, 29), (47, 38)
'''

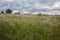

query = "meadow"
(0, 14), (60, 40)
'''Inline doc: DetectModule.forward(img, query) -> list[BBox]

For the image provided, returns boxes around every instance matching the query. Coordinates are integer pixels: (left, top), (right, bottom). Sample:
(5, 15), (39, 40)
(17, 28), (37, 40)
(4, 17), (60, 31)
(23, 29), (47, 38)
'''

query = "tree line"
(0, 9), (12, 14)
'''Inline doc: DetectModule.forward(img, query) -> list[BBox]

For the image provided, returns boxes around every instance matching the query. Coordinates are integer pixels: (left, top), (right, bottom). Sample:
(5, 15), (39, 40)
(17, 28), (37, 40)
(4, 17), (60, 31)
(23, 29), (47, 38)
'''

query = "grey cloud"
(0, 0), (60, 13)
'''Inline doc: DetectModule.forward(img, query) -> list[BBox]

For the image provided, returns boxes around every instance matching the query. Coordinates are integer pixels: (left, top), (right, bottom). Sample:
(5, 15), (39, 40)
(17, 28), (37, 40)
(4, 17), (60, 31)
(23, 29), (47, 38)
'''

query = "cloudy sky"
(0, 0), (60, 13)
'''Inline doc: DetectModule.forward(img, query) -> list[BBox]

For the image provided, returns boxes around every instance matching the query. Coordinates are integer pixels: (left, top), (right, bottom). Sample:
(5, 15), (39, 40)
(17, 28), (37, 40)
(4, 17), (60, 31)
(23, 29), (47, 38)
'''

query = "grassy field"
(0, 14), (60, 40)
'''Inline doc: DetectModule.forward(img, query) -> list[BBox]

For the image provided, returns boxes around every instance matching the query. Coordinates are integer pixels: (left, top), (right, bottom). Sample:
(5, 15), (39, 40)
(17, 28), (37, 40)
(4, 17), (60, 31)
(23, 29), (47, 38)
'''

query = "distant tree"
(15, 12), (20, 14)
(38, 13), (42, 16)
(1, 11), (4, 13)
(6, 9), (12, 14)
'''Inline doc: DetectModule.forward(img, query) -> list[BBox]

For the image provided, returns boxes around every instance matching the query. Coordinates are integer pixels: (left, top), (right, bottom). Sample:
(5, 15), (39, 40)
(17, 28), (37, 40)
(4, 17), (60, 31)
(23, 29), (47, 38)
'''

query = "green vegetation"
(0, 9), (12, 14)
(1, 11), (4, 13)
(5, 9), (12, 14)
(0, 14), (60, 40)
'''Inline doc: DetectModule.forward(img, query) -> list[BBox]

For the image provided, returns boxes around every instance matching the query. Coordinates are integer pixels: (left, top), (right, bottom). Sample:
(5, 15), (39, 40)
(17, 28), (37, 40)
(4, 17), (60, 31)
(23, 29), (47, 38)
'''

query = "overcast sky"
(0, 0), (60, 13)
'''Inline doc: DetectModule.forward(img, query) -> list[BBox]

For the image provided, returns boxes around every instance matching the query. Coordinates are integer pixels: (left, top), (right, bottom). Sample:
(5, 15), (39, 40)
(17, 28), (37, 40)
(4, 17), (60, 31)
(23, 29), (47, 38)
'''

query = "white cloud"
(12, 10), (19, 13)
(23, 11), (29, 13)
(53, 2), (60, 8)
(32, 3), (51, 10)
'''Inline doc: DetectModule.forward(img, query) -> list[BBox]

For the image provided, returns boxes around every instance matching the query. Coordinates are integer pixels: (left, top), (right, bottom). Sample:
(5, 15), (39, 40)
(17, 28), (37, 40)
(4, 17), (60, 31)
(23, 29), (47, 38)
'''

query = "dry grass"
(0, 14), (60, 40)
